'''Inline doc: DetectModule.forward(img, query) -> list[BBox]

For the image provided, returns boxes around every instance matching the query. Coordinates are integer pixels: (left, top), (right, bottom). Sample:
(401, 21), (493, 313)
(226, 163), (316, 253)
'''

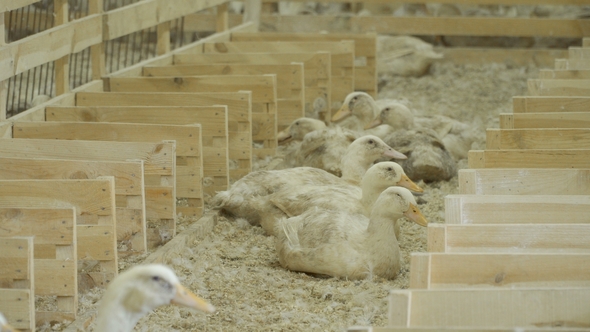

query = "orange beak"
(277, 129), (292, 143)
(171, 284), (215, 314)
(332, 105), (352, 122)
(397, 174), (423, 193)
(403, 203), (428, 227)
(364, 117), (383, 129)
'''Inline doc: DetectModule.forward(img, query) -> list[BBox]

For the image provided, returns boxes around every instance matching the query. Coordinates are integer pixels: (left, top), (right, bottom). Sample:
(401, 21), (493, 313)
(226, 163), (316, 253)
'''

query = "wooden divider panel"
(528, 79), (590, 96)
(0, 237), (34, 331)
(568, 46), (590, 59)
(459, 168), (590, 195)
(486, 128), (590, 149)
(539, 69), (590, 79)
(231, 32), (376, 98)
(0, 157), (146, 253)
(388, 288), (590, 328)
(75, 91), (252, 179)
(445, 194), (590, 225)
(427, 223), (590, 254)
(499, 112), (590, 129)
(0, 208), (77, 324)
(12, 121), (202, 218)
(0, 178), (117, 291)
(0, 138), (176, 249)
(142, 64), (305, 131)
(468, 149), (590, 169)
(349, 328), (589, 332)
(513, 96), (590, 113)
(555, 58), (590, 70)
(410, 252), (590, 289)
(45, 105), (229, 202)
(173, 52), (331, 122)
(105, 76), (277, 157)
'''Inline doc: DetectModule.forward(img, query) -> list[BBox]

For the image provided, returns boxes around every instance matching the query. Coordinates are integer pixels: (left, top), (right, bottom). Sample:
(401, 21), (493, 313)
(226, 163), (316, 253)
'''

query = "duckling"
(94, 264), (214, 332)
(254, 161), (423, 236)
(0, 313), (17, 332)
(211, 135), (406, 226)
(275, 186), (428, 280)
(331, 92), (380, 132)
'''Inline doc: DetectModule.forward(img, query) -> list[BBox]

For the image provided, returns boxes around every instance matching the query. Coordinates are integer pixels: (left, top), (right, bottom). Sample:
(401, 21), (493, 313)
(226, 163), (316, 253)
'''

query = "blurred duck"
(331, 92), (380, 132)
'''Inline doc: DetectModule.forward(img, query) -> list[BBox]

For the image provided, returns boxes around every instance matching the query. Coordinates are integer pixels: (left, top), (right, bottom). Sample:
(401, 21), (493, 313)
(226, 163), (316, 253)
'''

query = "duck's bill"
(277, 129), (292, 143)
(397, 174), (423, 193)
(364, 117), (383, 130)
(172, 284), (216, 313)
(404, 203), (428, 227)
(331, 106), (351, 122)
(383, 148), (407, 160)
(1, 322), (18, 332)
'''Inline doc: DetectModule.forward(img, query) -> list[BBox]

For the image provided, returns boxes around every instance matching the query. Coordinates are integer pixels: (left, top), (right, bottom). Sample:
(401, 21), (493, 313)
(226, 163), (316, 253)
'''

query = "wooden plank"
(105, 76), (277, 157)
(0, 208), (77, 324)
(486, 128), (590, 149)
(388, 288), (590, 328)
(75, 92), (252, 178)
(0, 138), (176, 249)
(500, 112), (590, 129)
(257, 0), (590, 4)
(555, 58), (590, 70)
(0, 0), (42, 12)
(142, 64), (305, 131)
(539, 69), (590, 79)
(45, 105), (229, 204)
(0, 178), (117, 291)
(512, 96), (590, 113)
(439, 47), (567, 67)
(172, 52), (330, 122)
(444, 194), (590, 225)
(0, 236), (34, 331)
(12, 121), (204, 218)
(458, 168), (590, 195)
(468, 149), (590, 169)
(0, 157), (146, 253)
(428, 223), (590, 254)
(528, 79), (590, 97)
(411, 252), (590, 289)
(349, 328), (590, 332)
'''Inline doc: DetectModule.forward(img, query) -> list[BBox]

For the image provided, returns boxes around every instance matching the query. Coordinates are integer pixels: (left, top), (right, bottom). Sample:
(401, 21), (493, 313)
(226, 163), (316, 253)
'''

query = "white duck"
(94, 264), (215, 332)
(331, 92), (380, 132)
(211, 135), (406, 226)
(275, 186), (428, 280)
(0, 313), (17, 332)
(254, 161), (423, 236)
(277, 117), (327, 144)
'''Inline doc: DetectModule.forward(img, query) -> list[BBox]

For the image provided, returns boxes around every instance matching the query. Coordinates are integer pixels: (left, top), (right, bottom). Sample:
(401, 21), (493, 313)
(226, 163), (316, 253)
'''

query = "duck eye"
(384, 108), (390, 111)
(387, 167), (393, 171)
(368, 139), (374, 144)
(295, 122), (299, 126)
(151, 276), (160, 282)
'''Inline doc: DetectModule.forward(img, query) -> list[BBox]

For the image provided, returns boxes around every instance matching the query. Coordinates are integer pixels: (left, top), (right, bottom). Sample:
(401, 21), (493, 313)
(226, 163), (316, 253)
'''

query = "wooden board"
(0, 208), (77, 324)
(528, 79), (590, 96)
(410, 252), (590, 289)
(513, 96), (590, 113)
(458, 168), (590, 195)
(142, 64), (305, 131)
(486, 128), (590, 149)
(172, 52), (331, 121)
(45, 105), (230, 201)
(427, 223), (590, 254)
(388, 287), (590, 328)
(12, 121), (203, 217)
(499, 112), (590, 129)
(445, 194), (590, 225)
(0, 237), (34, 331)
(0, 138), (176, 249)
(539, 69), (590, 80)
(0, 157), (146, 253)
(105, 76), (277, 157)
(468, 149), (590, 169)
(555, 58), (590, 70)
(75, 92), (252, 178)
(348, 328), (590, 332)
(230, 32), (377, 98)
(0, 178), (117, 291)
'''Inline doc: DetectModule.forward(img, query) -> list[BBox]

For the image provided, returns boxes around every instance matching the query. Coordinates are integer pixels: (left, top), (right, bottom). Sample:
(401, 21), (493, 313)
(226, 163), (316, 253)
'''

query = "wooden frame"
(528, 79), (590, 96)
(348, 328), (589, 332)
(499, 112), (590, 129)
(513, 96), (590, 113)
(486, 128), (590, 149)
(468, 149), (590, 168)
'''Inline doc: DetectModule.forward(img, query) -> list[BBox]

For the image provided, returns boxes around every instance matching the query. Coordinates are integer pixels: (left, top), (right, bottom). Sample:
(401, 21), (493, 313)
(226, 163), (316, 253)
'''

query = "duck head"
(373, 186), (428, 227)
(332, 92), (380, 129)
(363, 162), (423, 194)
(365, 101), (415, 131)
(277, 117), (326, 143)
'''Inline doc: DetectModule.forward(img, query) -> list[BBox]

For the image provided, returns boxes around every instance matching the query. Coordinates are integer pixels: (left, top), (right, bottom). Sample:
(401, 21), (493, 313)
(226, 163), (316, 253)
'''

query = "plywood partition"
(486, 128), (590, 149)
(499, 112), (590, 129)
(0, 236), (35, 332)
(349, 328), (589, 332)
(468, 149), (590, 169)
(512, 96), (590, 113)
(528, 79), (590, 96)
(538, 69), (590, 79)
(0, 208), (77, 324)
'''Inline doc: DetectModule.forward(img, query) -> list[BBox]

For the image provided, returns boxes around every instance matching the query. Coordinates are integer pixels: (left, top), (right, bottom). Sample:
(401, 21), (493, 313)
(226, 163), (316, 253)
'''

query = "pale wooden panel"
(348, 328), (590, 332)
(499, 112), (590, 129)
(445, 194), (590, 225)
(0, 0), (41, 12)
(172, 52), (330, 123)
(512, 96), (590, 113)
(0, 157), (147, 253)
(0, 289), (34, 331)
(142, 64), (305, 131)
(486, 128), (590, 149)
(0, 236), (33, 285)
(556, 58), (590, 70)
(528, 78), (590, 96)
(0, 178), (117, 291)
(468, 149), (590, 169)
(429, 223), (590, 254)
(439, 48), (567, 68)
(12, 121), (204, 217)
(75, 92), (253, 177)
(458, 168), (590, 195)
(46, 105), (230, 202)
(258, 0), (590, 4)
(105, 76), (277, 157)
(0, 138), (176, 249)
(388, 288), (590, 328)
(411, 252), (590, 289)
(0, 208), (77, 324)
(539, 69), (590, 79)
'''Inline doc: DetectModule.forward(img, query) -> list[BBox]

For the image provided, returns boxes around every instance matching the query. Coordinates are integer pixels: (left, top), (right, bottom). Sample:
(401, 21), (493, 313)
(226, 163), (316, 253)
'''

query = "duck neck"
(341, 153), (372, 184)
(359, 180), (385, 214)
(94, 303), (144, 332)
(363, 213), (402, 275)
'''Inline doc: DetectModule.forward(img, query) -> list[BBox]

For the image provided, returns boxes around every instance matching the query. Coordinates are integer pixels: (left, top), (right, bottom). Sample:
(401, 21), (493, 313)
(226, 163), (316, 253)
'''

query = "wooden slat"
(458, 168), (590, 195)
(499, 112), (590, 129)
(12, 121), (203, 217)
(257, 0), (590, 4)
(444, 194), (590, 225)
(0, 0), (41, 12)
(486, 128), (590, 149)
(75, 92), (252, 178)
(439, 48), (567, 67)
(528, 78), (590, 96)
(539, 69), (590, 79)
(349, 328), (590, 332)
(512, 96), (590, 113)
(0, 138), (176, 249)
(389, 288), (590, 328)
(468, 149), (590, 168)
(0, 208), (77, 324)
(0, 157), (146, 253)
(45, 105), (230, 202)
(0, 237), (34, 331)
(428, 223), (590, 254)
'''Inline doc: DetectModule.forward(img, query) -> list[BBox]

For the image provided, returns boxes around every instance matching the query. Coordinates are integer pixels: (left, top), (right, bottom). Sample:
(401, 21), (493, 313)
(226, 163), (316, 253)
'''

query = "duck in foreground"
(94, 264), (215, 332)
(0, 313), (18, 332)
(275, 186), (428, 280)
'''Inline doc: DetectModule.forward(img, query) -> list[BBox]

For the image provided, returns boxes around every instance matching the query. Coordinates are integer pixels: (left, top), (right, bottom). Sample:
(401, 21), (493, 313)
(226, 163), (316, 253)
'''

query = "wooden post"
(89, 0), (105, 80)
(157, 21), (171, 55)
(54, 0), (70, 95)
(0, 11), (6, 120)
(216, 3), (229, 32)
(243, 0), (261, 29)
